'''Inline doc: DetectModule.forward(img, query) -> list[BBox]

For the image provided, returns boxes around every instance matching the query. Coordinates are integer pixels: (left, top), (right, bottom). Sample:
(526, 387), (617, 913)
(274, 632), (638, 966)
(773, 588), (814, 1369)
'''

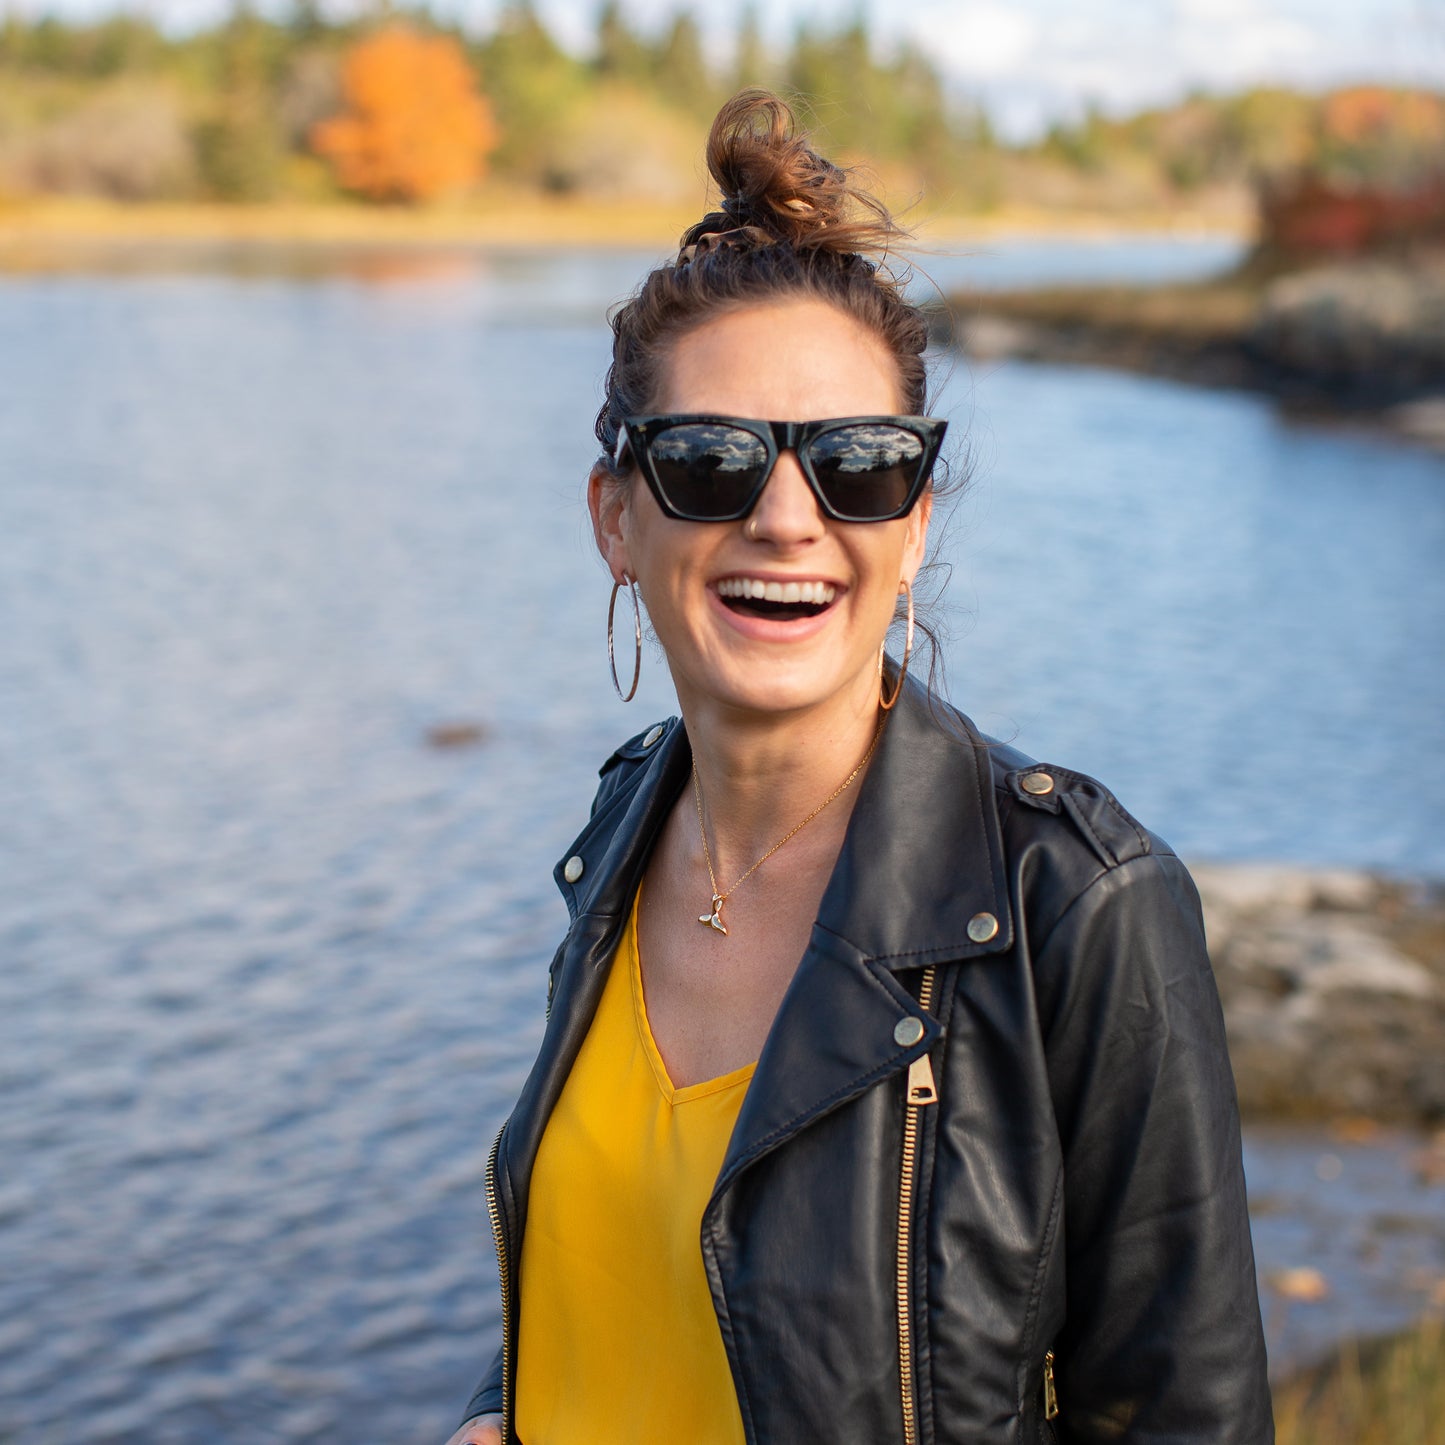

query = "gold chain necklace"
(691, 716), (885, 936)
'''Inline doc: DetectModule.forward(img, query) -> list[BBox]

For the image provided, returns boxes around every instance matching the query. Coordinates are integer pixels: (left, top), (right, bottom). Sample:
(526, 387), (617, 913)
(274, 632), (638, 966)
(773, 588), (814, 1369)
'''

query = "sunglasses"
(618, 414), (947, 524)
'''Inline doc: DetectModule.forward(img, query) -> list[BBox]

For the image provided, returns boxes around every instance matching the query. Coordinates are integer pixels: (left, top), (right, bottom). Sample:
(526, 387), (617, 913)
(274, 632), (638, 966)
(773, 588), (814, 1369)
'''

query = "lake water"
(2, 238), (1443, 1441)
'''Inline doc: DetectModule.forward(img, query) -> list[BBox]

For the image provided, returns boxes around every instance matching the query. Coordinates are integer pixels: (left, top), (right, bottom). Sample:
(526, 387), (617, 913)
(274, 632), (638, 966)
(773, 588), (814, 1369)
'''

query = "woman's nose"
(745, 450), (824, 544)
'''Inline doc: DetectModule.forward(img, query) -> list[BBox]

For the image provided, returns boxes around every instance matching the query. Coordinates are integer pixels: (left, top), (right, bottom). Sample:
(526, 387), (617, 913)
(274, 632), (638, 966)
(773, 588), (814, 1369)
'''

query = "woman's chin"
(677, 650), (874, 722)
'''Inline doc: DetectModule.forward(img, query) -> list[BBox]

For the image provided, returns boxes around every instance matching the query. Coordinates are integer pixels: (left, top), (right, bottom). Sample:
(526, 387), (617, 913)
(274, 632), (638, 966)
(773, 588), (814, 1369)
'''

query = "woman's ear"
(901, 489), (933, 585)
(588, 461), (632, 583)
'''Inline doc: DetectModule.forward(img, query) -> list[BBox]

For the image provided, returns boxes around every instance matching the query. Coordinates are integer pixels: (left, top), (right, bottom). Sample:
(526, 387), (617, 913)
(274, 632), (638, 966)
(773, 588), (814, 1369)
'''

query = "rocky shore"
(946, 250), (1445, 453)
(1193, 863), (1445, 1124)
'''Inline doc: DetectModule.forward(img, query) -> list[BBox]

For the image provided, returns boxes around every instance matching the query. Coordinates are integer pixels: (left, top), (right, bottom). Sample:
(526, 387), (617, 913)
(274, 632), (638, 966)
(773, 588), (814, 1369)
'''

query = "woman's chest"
(635, 866), (826, 1089)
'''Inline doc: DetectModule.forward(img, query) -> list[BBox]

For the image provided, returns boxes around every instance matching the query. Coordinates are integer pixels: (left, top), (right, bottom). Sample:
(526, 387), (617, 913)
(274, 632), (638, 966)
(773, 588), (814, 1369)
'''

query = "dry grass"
(1274, 1316), (1445, 1445)
(0, 192), (1253, 257)
(0, 192), (704, 250)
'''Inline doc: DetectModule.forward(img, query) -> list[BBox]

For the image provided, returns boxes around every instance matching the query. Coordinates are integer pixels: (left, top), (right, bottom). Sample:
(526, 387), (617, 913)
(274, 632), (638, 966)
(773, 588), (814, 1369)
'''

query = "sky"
(22, 0), (1445, 137)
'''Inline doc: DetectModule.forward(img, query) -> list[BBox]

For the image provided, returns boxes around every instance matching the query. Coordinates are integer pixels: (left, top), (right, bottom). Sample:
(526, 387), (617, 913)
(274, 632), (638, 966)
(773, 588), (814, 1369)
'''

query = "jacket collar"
(814, 672), (1013, 966)
(557, 672), (1013, 966)
(557, 717), (693, 927)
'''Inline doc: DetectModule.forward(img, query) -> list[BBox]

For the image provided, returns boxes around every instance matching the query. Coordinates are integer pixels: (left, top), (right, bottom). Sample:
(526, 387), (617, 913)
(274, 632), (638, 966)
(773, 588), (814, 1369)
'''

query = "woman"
(447, 92), (1273, 1445)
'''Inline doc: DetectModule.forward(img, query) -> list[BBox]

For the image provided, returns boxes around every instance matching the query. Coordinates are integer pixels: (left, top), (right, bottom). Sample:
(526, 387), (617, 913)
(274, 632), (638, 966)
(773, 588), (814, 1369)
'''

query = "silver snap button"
(967, 911), (999, 943)
(1020, 770), (1055, 796)
(563, 855), (585, 884)
(642, 725), (664, 747)
(893, 1016), (925, 1047)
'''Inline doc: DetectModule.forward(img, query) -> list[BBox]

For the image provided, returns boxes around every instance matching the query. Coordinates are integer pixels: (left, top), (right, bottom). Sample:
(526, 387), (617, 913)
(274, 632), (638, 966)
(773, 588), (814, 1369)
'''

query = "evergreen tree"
(476, 1), (587, 188)
(288, 0), (327, 44)
(733, 6), (767, 91)
(193, 1), (286, 200)
(654, 11), (711, 116)
(595, 0), (648, 82)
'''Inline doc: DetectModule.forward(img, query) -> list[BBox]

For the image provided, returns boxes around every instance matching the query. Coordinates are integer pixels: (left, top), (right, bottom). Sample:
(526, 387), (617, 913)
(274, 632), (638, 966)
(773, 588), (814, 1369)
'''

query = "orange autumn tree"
(1319, 85), (1445, 188)
(312, 25), (499, 203)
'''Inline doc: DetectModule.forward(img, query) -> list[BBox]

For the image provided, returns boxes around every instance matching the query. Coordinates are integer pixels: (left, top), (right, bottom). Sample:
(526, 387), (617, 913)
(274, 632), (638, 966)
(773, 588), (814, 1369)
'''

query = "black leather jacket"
(464, 679), (1274, 1443)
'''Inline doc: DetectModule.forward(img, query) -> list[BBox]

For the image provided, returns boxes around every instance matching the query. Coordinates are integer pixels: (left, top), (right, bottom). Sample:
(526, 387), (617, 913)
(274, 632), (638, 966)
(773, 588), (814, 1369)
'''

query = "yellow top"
(516, 890), (754, 1445)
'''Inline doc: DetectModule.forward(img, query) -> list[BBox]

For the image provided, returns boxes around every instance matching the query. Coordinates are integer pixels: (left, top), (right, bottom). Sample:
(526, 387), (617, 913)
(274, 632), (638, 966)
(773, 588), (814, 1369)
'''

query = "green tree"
(1224, 87), (1319, 180)
(193, 1), (286, 200)
(88, 16), (165, 77)
(287, 0), (327, 44)
(0, 13), (26, 69)
(654, 11), (711, 116)
(1042, 102), (1111, 172)
(475, 1), (587, 187)
(595, 1), (648, 83)
(733, 6), (767, 91)
(21, 16), (83, 72)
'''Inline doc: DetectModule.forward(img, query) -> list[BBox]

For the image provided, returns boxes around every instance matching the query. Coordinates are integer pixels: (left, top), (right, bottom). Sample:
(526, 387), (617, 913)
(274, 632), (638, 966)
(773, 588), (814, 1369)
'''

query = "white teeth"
(716, 578), (837, 605)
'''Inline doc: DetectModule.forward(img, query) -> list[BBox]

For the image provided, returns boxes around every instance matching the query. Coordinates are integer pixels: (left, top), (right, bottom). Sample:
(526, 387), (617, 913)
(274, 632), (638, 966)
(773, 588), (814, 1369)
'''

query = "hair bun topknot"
(681, 89), (905, 260)
(599, 87), (934, 477)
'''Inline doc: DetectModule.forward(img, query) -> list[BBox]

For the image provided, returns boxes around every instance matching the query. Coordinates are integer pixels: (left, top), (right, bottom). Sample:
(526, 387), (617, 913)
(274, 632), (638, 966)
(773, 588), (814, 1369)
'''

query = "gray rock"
(1389, 396), (1445, 447)
(1251, 259), (1445, 386)
(1190, 863), (1445, 1124)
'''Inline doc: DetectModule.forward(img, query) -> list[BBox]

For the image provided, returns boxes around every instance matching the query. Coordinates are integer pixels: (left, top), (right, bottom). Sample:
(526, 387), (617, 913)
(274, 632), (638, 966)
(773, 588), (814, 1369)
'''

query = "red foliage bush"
(1259, 175), (1445, 256)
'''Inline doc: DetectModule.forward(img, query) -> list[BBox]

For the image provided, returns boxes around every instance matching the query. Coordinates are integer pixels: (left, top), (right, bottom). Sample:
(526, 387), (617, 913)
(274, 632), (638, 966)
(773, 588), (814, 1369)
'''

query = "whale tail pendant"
(699, 893), (728, 934)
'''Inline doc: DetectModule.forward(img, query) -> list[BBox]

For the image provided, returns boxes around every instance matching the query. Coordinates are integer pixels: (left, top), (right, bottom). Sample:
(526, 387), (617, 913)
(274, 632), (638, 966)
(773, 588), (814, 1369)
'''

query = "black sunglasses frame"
(618, 414), (947, 524)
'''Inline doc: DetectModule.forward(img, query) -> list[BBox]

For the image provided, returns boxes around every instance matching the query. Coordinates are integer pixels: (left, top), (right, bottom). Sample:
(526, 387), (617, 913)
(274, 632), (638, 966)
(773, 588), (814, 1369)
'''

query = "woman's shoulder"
(942, 708), (1201, 954)
(980, 732), (1171, 868)
(589, 716), (681, 814)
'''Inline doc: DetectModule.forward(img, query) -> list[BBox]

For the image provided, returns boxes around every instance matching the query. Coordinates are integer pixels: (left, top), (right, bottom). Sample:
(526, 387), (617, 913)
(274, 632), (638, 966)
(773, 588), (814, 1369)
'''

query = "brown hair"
(595, 90), (934, 465)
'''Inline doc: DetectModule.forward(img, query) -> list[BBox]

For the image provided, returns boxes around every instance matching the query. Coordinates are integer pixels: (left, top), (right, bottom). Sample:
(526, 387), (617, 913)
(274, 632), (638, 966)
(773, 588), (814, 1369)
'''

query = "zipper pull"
(1043, 1349), (1059, 1420)
(906, 1051), (937, 1105)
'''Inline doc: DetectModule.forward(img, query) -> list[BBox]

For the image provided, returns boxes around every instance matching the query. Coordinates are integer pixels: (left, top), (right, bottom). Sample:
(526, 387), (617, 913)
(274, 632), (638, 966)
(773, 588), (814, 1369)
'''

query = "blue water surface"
(1, 240), (1441, 1441)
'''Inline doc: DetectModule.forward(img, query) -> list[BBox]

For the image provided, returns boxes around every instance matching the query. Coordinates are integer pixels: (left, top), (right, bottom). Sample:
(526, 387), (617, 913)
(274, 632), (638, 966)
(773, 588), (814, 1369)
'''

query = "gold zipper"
(484, 1124), (512, 1442)
(1043, 1349), (1059, 1420)
(897, 965), (938, 1445)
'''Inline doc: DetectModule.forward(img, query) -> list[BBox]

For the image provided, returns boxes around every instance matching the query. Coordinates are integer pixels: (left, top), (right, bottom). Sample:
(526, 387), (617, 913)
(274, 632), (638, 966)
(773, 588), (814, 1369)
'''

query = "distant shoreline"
(945, 262), (1445, 456)
(0, 196), (1253, 269)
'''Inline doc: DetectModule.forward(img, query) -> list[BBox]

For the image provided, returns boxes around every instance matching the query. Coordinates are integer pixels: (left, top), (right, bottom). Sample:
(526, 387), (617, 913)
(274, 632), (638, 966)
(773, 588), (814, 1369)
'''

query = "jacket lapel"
(818, 673), (1013, 966)
(713, 675), (1015, 1184)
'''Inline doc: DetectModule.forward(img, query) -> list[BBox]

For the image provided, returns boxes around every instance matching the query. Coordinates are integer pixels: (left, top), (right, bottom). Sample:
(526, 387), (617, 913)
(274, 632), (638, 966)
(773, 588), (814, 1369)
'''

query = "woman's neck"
(676, 677), (885, 887)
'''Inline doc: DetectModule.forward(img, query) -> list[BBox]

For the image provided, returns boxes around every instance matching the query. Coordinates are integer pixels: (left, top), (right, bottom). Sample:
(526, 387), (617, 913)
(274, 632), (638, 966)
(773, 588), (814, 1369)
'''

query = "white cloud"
(904, 2), (1040, 79)
(1167, 0), (1320, 87)
(878, 0), (1441, 137)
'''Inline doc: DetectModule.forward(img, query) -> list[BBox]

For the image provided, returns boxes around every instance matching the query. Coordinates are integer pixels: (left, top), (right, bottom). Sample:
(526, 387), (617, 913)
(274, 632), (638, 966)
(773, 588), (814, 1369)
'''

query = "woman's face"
(591, 298), (932, 723)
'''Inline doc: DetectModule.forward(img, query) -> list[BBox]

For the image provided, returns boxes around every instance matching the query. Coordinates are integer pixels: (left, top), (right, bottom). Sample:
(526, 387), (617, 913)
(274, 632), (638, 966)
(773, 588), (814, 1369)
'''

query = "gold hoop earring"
(608, 576), (642, 702)
(878, 579), (914, 711)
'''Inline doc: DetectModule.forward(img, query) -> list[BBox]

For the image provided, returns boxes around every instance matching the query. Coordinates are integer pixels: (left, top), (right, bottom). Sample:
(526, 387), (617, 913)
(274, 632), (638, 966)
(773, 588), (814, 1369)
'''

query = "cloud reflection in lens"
(653, 424), (767, 473)
(810, 424), (923, 474)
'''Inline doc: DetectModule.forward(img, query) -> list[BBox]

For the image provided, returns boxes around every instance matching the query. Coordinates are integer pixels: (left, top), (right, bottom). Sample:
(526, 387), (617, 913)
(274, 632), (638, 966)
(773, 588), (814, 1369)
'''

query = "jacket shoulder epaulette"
(598, 717), (677, 776)
(592, 717), (679, 816)
(992, 752), (1158, 871)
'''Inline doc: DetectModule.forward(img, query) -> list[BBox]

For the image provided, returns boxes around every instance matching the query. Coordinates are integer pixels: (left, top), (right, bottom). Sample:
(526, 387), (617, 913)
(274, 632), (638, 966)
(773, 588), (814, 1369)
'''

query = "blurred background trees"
(0, 0), (1439, 231)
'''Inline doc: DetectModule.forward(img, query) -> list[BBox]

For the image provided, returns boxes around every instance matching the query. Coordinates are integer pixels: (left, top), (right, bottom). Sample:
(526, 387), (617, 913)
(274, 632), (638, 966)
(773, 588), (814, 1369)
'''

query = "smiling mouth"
(716, 576), (839, 621)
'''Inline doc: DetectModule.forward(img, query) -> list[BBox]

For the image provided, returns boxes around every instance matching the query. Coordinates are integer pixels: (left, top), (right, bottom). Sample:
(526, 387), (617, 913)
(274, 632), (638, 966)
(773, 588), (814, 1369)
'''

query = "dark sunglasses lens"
(647, 423), (768, 518)
(806, 424), (928, 519)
